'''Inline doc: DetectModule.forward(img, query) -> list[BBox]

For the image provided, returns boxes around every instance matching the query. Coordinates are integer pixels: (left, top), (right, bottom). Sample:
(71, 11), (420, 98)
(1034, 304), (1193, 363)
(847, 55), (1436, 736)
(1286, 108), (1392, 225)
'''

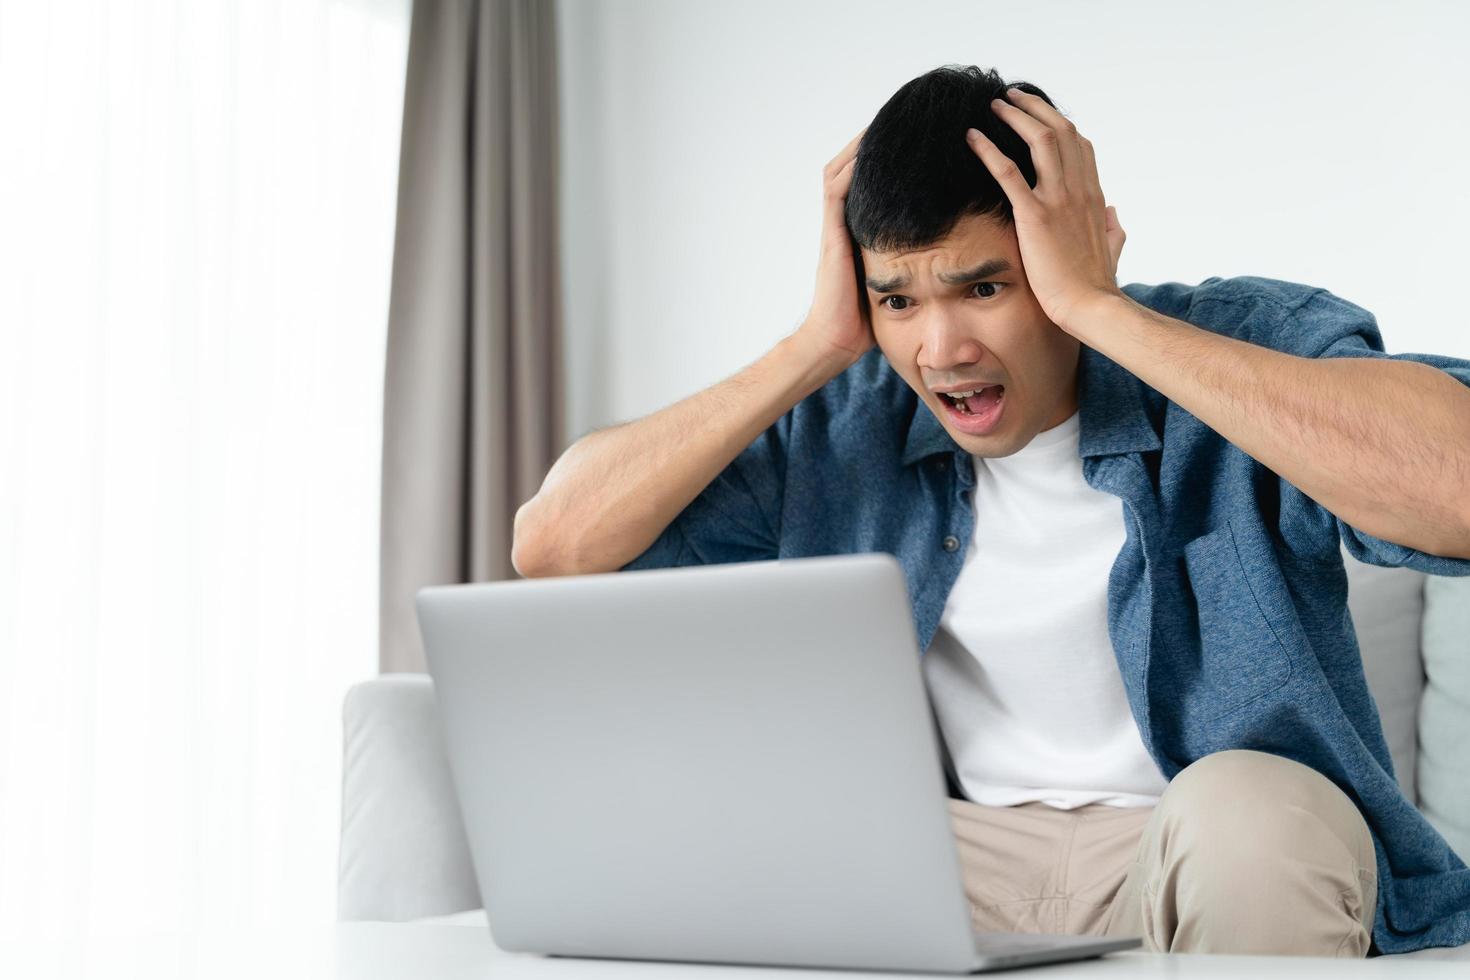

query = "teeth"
(944, 389), (977, 400)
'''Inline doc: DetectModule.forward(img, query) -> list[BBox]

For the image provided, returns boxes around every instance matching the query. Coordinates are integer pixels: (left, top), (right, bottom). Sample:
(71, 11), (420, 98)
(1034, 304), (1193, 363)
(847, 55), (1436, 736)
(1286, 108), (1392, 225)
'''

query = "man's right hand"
(793, 127), (873, 373)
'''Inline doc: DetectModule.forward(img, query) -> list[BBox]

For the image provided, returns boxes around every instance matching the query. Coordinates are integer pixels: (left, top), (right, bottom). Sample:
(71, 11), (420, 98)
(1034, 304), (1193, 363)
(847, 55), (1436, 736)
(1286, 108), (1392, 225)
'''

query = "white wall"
(557, 0), (1470, 441)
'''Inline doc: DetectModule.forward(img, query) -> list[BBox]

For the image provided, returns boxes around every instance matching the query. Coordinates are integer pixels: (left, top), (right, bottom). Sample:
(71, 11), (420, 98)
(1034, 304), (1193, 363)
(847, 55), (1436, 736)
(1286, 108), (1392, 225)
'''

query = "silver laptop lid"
(416, 553), (981, 973)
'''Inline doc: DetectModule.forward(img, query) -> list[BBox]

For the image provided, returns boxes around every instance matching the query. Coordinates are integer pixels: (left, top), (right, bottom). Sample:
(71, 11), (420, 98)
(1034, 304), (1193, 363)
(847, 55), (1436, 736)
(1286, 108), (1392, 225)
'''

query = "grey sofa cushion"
(1419, 574), (1470, 862)
(1344, 548), (1426, 803)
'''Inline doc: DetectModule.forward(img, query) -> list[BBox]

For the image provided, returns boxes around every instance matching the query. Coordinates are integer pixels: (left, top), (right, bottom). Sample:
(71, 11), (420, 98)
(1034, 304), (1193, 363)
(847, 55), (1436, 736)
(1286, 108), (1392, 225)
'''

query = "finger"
(823, 155), (857, 245)
(825, 126), (867, 178)
(989, 95), (1064, 190)
(820, 131), (866, 259)
(966, 126), (1037, 214)
(1078, 135), (1102, 200)
(1001, 87), (1085, 191)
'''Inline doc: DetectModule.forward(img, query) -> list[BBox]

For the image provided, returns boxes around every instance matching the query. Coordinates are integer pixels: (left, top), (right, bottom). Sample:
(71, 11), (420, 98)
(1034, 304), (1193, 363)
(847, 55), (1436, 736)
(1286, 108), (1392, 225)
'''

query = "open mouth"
(938, 384), (1006, 435)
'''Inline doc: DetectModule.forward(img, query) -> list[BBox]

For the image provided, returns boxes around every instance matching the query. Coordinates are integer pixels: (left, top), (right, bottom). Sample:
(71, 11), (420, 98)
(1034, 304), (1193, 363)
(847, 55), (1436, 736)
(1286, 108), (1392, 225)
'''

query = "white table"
(3, 915), (1466, 979)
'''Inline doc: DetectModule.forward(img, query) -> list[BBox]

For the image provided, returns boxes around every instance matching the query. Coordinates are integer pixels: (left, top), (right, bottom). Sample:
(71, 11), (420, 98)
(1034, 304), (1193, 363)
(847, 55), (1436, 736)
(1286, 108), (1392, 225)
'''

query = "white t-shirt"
(922, 409), (1168, 809)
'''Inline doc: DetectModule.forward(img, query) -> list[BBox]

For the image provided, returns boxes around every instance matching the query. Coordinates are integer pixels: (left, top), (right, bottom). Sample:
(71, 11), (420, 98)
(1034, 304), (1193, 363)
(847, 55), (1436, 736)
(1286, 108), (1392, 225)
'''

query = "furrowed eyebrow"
(865, 258), (1014, 293)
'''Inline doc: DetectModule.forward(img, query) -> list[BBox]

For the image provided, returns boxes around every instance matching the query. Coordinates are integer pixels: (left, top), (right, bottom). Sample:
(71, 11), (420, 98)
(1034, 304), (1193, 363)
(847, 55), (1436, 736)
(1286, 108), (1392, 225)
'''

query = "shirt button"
(942, 535), (960, 552)
(935, 458), (948, 470)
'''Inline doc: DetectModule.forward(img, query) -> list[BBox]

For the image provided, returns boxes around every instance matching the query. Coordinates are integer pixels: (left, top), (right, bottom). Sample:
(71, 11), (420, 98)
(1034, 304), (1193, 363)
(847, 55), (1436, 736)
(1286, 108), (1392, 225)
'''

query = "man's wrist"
(782, 329), (863, 388)
(1054, 287), (1131, 341)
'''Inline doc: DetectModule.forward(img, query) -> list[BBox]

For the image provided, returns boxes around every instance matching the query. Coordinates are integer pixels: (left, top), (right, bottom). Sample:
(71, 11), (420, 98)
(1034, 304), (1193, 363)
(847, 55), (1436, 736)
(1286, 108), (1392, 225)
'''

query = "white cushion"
(1343, 546), (1426, 803)
(337, 674), (481, 921)
(1418, 575), (1470, 862)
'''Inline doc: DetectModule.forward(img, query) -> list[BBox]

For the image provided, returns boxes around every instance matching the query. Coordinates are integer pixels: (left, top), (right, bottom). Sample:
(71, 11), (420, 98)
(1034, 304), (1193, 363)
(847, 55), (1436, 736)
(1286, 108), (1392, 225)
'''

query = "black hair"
(846, 65), (1059, 254)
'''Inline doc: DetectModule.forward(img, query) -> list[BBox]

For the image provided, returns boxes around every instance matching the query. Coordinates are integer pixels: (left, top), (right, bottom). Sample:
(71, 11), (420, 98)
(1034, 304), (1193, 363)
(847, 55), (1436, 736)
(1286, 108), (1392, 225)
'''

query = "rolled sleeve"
(1290, 289), (1470, 575)
(619, 412), (790, 572)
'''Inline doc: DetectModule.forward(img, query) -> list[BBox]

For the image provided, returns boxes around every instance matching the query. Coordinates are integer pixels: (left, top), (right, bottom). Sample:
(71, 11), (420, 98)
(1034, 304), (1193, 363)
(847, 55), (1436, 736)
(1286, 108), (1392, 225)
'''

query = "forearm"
(1070, 292), (1470, 558)
(512, 331), (849, 577)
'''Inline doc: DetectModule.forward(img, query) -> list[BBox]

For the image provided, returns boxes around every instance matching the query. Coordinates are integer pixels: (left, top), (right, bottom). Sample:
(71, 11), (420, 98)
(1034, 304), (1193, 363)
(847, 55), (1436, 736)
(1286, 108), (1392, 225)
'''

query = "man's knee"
(1135, 749), (1378, 956)
(1171, 747), (1326, 800)
(1157, 749), (1370, 857)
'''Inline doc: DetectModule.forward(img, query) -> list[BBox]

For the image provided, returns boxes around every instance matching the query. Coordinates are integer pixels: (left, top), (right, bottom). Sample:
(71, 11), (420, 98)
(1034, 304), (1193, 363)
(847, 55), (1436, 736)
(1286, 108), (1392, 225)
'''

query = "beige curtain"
(380, 0), (564, 674)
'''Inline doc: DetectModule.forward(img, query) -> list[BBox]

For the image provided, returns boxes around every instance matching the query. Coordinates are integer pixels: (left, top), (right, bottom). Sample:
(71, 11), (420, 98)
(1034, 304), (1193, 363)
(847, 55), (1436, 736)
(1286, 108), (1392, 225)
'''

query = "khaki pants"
(947, 750), (1378, 957)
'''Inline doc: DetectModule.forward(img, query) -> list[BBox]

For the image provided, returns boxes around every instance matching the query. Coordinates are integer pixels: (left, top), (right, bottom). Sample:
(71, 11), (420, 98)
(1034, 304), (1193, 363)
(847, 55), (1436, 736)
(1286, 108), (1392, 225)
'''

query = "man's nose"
(918, 311), (984, 371)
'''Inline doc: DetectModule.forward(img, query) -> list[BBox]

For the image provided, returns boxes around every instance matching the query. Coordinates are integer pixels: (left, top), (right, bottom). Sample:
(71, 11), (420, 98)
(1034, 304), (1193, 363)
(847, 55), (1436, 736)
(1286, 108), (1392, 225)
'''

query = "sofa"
(337, 546), (1470, 961)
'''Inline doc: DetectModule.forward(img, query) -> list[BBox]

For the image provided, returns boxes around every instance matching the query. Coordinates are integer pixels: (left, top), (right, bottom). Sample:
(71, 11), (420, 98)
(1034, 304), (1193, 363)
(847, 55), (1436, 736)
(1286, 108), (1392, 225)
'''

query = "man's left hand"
(966, 88), (1126, 331)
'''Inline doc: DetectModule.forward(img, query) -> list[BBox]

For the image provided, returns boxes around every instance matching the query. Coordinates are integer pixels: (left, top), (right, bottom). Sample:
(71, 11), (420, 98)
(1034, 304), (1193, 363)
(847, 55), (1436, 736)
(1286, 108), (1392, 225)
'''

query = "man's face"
(860, 211), (1080, 458)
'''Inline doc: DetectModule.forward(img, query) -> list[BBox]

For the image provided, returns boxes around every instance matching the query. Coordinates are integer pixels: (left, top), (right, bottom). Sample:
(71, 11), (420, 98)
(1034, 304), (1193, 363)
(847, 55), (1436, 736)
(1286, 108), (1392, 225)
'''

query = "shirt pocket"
(1180, 518), (1297, 720)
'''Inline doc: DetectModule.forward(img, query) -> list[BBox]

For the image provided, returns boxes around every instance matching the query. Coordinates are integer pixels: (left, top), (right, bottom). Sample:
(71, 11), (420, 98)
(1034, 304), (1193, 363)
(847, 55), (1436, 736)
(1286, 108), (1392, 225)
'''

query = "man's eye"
(972, 281), (1003, 299)
(879, 282), (1003, 312)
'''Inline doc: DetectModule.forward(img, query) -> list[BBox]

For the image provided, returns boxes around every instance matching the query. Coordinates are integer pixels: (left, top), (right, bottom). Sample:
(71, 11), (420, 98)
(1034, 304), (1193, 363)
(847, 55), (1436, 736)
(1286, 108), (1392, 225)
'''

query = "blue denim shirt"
(621, 275), (1470, 955)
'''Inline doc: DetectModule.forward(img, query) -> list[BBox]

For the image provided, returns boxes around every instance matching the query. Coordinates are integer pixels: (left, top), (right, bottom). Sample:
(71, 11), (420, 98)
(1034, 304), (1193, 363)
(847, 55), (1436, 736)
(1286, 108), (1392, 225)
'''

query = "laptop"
(415, 552), (1141, 972)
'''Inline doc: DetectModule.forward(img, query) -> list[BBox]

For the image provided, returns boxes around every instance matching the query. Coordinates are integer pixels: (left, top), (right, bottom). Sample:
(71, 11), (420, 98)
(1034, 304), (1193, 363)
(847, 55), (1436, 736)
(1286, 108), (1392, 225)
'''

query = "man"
(511, 65), (1470, 957)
